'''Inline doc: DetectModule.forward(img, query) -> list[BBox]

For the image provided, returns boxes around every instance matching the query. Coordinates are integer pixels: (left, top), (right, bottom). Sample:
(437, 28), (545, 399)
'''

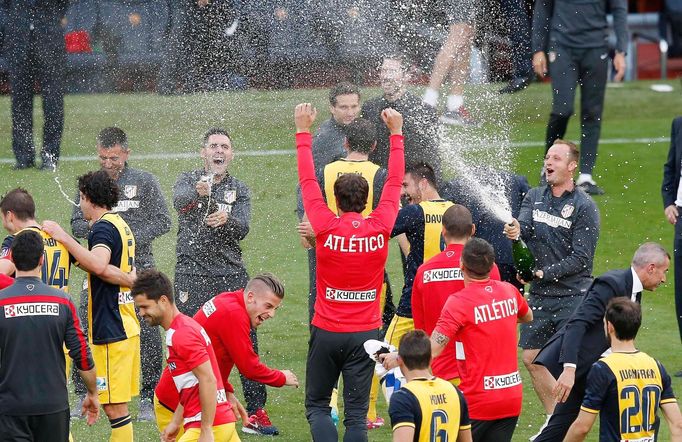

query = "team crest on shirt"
(352, 221), (360, 228)
(561, 204), (574, 218)
(224, 190), (236, 204)
(179, 291), (189, 303)
(446, 251), (454, 258)
(123, 185), (137, 199)
(27, 284), (34, 291)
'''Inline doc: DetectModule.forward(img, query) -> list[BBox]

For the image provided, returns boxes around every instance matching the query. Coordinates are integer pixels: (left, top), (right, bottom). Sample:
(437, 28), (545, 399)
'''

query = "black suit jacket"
(534, 268), (635, 379)
(662, 116), (682, 209)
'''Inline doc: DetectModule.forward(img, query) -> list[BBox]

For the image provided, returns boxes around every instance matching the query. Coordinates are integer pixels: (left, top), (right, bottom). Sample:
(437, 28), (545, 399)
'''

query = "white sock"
(446, 95), (464, 111)
(576, 173), (594, 185)
(423, 88), (439, 107)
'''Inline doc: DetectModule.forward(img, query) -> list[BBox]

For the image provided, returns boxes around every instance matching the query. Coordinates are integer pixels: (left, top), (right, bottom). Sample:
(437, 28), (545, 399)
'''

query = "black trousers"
(674, 211), (682, 343)
(544, 44), (608, 176)
(499, 0), (532, 79)
(0, 410), (69, 442)
(533, 375), (586, 441)
(471, 416), (519, 442)
(305, 326), (377, 442)
(9, 34), (65, 167)
(174, 272), (266, 415)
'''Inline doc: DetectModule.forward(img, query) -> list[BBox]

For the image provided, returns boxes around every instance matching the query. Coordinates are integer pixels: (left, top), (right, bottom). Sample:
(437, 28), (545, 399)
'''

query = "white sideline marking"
(0, 137), (668, 164)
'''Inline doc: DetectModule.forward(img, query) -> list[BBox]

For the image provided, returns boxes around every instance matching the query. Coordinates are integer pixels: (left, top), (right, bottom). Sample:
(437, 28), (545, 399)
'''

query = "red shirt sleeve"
(296, 132), (335, 232)
(433, 295), (463, 340)
(176, 328), (210, 371)
(411, 267), (425, 331)
(490, 263), (501, 281)
(369, 134), (404, 230)
(0, 274), (13, 289)
(216, 312), (286, 388)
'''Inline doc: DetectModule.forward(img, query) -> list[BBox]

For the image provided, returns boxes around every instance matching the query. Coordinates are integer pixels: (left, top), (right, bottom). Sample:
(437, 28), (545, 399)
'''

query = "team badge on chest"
(123, 185), (138, 199)
(224, 190), (236, 204)
(561, 204), (574, 218)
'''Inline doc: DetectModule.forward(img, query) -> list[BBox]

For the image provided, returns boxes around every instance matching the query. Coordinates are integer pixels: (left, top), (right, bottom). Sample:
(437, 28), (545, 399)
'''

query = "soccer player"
(43, 170), (138, 442)
(153, 273), (299, 437)
(504, 140), (600, 437)
(70, 127), (171, 420)
(383, 239), (532, 441)
(295, 102), (404, 441)
(132, 269), (239, 441)
(0, 230), (99, 441)
(564, 298), (682, 441)
(411, 204), (500, 383)
(389, 330), (472, 442)
(385, 163), (453, 362)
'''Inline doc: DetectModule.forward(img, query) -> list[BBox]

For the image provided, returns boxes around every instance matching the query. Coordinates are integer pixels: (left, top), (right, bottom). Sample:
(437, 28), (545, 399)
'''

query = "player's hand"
(294, 103), (317, 133)
(379, 352), (400, 370)
(503, 219), (520, 240)
(613, 52), (626, 82)
(516, 273), (529, 285)
(554, 366), (576, 403)
(381, 108), (403, 135)
(282, 369), (299, 387)
(162, 421), (180, 442)
(227, 391), (249, 424)
(665, 205), (679, 225)
(82, 392), (100, 425)
(197, 0), (209, 7)
(533, 51), (548, 78)
(297, 221), (316, 247)
(205, 211), (228, 228)
(41, 220), (68, 243)
(196, 180), (211, 197)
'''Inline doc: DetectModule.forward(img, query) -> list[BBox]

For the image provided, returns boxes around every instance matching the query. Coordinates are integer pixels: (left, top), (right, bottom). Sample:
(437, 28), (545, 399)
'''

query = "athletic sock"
(110, 415), (133, 442)
(576, 173), (595, 185)
(446, 95), (464, 112)
(329, 387), (339, 413)
(423, 88), (439, 107)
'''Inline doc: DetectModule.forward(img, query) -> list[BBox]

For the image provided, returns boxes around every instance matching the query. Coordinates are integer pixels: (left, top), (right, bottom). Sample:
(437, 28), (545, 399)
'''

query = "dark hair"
(246, 273), (285, 299)
(11, 230), (44, 271)
(131, 269), (174, 304)
(97, 127), (128, 150)
(78, 170), (119, 210)
(398, 330), (432, 370)
(334, 174), (369, 213)
(605, 298), (642, 341)
(442, 204), (473, 239)
(405, 163), (437, 188)
(551, 139), (580, 163)
(381, 53), (410, 71)
(0, 188), (35, 221)
(461, 238), (495, 279)
(329, 82), (360, 106)
(344, 118), (376, 154)
(203, 128), (232, 146)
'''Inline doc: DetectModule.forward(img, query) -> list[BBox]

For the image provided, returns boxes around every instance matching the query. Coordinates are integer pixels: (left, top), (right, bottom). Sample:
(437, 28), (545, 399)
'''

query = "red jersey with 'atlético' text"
(412, 243), (500, 381)
(433, 279), (528, 420)
(297, 131), (404, 332)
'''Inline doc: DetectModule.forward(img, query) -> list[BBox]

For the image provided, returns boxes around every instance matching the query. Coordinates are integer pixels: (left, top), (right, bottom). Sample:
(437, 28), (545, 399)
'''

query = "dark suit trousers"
(674, 211), (682, 342)
(10, 35), (65, 166)
(534, 375), (586, 441)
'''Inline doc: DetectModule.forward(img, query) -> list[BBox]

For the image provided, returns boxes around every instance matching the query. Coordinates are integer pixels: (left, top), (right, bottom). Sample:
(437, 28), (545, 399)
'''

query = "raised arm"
(370, 108), (405, 229)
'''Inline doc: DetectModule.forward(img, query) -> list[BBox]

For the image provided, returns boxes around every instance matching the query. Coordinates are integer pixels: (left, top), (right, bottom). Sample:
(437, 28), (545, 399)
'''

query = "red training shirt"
(297, 131), (404, 332)
(433, 279), (528, 420)
(165, 313), (235, 429)
(412, 243), (500, 380)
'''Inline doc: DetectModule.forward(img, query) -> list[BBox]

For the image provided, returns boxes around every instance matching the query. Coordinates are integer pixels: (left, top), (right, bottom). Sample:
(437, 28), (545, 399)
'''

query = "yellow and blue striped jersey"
(320, 159), (386, 216)
(389, 376), (471, 442)
(581, 351), (677, 441)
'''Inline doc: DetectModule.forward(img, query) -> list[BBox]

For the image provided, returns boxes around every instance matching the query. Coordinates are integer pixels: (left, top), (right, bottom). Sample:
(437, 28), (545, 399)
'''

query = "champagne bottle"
(511, 237), (535, 282)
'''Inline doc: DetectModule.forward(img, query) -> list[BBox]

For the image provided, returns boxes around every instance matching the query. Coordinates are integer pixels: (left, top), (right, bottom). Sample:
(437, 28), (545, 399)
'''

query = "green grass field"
(0, 79), (681, 441)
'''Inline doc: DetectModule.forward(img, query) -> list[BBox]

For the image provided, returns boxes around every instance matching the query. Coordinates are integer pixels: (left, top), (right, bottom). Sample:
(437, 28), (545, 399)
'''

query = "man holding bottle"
(503, 139), (600, 440)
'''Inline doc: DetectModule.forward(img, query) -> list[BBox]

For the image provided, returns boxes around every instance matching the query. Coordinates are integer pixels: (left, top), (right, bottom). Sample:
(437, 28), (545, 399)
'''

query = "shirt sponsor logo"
(217, 388), (227, 404)
(623, 438), (654, 442)
(561, 204), (574, 218)
(325, 287), (377, 302)
(474, 297), (518, 324)
(118, 291), (134, 304)
(532, 209), (572, 229)
(322, 234), (385, 253)
(96, 377), (108, 392)
(123, 185), (137, 199)
(202, 299), (217, 318)
(423, 267), (463, 283)
(4, 302), (59, 318)
(113, 200), (141, 212)
(216, 203), (233, 214)
(483, 371), (522, 390)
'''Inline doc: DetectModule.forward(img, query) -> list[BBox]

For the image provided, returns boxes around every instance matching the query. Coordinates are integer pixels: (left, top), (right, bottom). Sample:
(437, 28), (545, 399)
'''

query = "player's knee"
(103, 402), (129, 419)
(522, 351), (539, 370)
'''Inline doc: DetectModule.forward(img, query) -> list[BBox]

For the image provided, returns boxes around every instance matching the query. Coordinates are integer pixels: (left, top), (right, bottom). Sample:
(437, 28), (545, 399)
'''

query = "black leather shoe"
(12, 161), (35, 170)
(674, 370), (682, 378)
(38, 160), (57, 171)
(499, 76), (532, 94)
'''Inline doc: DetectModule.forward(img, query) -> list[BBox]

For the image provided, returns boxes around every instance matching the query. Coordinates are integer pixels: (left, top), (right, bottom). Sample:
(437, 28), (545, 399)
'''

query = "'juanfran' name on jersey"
(618, 368), (657, 381)
(532, 209), (572, 229)
(474, 297), (518, 324)
(423, 267), (463, 283)
(323, 234), (385, 253)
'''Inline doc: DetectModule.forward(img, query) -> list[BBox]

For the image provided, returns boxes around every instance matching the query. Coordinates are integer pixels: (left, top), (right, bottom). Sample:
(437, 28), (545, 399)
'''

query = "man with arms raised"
(295, 102), (404, 441)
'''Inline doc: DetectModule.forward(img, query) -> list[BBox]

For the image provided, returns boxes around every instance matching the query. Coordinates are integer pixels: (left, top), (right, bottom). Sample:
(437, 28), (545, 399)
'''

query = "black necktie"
(635, 292), (642, 304)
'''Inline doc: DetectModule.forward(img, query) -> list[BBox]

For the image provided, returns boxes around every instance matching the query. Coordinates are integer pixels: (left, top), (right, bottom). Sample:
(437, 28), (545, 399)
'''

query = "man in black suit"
(662, 116), (682, 377)
(530, 242), (671, 441)
(4, 0), (68, 170)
